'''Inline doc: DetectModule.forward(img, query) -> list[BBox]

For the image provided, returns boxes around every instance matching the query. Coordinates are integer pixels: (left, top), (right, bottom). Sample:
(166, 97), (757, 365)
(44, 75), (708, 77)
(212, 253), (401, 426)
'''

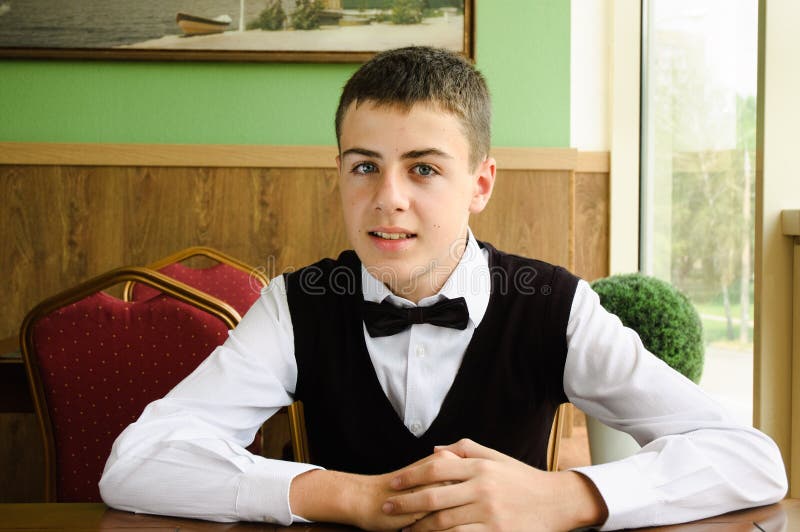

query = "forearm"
(100, 431), (319, 524)
(289, 469), (358, 523)
(572, 427), (787, 530)
(290, 467), (429, 531)
(566, 281), (787, 528)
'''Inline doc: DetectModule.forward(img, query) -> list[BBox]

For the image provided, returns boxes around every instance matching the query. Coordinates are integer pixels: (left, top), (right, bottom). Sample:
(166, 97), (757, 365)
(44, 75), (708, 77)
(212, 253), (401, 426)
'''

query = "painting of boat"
(176, 13), (232, 36)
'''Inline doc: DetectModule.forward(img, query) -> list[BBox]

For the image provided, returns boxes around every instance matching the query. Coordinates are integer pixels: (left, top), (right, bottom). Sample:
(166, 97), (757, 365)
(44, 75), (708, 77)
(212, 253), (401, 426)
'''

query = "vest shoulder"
(283, 250), (360, 295)
(480, 241), (580, 285)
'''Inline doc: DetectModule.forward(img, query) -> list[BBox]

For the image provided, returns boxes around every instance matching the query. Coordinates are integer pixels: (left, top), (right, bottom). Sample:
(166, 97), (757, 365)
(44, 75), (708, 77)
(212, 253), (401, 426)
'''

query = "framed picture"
(0, 0), (474, 62)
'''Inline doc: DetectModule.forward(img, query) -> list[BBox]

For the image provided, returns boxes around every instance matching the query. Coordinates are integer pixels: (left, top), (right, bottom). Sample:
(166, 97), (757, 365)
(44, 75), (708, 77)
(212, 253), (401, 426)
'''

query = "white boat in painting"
(176, 13), (232, 36)
(0, 3), (11, 17)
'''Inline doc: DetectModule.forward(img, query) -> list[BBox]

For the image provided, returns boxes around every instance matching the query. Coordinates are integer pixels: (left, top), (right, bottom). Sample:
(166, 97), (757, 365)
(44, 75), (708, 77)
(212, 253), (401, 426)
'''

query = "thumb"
(435, 438), (513, 462)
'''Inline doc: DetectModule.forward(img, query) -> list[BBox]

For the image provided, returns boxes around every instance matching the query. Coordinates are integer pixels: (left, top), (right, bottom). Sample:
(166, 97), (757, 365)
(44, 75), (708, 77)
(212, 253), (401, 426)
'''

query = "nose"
(373, 168), (409, 213)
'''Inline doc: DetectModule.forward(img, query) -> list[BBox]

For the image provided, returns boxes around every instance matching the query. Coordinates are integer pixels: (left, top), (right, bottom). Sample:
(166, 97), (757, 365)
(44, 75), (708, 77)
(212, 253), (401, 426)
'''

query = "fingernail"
(390, 476), (402, 488)
(382, 502), (394, 514)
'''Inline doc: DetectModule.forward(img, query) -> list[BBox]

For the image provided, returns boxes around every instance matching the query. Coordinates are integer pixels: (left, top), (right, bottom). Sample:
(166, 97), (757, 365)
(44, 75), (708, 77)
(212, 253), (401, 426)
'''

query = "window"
(640, 0), (757, 424)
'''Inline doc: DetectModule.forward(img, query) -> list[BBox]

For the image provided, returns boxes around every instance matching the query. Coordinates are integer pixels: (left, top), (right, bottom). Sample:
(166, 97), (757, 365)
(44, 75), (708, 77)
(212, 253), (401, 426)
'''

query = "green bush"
(391, 0), (423, 24)
(292, 0), (325, 30)
(247, 0), (286, 30)
(591, 273), (704, 383)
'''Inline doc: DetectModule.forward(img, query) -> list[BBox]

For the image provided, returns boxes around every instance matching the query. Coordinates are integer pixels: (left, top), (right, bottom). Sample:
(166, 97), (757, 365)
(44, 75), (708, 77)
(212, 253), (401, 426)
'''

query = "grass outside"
(694, 301), (753, 349)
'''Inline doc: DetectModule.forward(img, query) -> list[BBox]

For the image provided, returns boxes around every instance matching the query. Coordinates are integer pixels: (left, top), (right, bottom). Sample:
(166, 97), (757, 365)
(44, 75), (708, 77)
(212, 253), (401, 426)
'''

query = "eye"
(412, 164), (438, 177)
(352, 162), (378, 174)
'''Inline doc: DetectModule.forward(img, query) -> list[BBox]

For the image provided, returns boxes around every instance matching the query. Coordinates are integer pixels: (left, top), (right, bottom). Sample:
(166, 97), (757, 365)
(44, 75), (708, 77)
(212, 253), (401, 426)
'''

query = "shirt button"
(410, 422), (422, 433)
(415, 345), (426, 358)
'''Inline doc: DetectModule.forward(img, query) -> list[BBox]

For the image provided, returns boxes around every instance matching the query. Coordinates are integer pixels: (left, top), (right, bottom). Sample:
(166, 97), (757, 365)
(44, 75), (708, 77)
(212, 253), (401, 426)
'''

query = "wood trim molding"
(0, 142), (610, 172)
(576, 151), (610, 173)
(0, 143), (339, 168)
(491, 147), (577, 170)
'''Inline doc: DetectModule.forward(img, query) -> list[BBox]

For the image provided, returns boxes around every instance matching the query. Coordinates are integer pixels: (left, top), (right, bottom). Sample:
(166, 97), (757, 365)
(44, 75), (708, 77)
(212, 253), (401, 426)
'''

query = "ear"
(469, 156), (496, 214)
(335, 154), (342, 175)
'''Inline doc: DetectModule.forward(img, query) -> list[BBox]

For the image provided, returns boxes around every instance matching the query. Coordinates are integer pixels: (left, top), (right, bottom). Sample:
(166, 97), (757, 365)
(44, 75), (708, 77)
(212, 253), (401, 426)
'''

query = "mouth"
(368, 231), (417, 240)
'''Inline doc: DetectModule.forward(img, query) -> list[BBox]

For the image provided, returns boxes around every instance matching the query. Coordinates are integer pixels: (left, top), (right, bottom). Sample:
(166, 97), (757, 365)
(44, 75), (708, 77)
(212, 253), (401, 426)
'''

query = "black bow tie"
(361, 297), (470, 338)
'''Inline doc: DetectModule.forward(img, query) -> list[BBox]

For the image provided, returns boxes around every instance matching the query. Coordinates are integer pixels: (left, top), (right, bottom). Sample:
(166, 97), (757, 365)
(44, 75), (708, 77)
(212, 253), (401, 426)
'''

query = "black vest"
(284, 242), (579, 473)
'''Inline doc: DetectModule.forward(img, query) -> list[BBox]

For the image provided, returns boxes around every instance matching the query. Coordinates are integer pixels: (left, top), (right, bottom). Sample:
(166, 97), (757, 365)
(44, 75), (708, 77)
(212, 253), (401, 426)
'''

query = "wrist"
(289, 469), (354, 523)
(291, 469), (383, 528)
(557, 471), (609, 529)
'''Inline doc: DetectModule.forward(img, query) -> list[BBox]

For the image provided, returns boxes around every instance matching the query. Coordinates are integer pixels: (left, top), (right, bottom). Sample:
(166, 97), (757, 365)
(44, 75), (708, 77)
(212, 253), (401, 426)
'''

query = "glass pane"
(641, 0), (757, 424)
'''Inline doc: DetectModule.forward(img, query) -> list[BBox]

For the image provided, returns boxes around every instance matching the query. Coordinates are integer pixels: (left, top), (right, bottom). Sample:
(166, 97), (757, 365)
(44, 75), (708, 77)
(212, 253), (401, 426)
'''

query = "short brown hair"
(335, 46), (491, 170)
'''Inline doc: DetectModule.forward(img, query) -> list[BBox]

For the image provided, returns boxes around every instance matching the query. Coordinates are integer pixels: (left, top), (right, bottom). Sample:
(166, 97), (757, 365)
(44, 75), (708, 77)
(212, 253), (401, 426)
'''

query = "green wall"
(0, 1), (569, 147)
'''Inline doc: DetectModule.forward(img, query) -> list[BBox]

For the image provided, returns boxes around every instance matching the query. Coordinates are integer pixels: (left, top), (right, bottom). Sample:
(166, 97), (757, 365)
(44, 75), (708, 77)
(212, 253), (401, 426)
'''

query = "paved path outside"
(699, 344), (753, 425)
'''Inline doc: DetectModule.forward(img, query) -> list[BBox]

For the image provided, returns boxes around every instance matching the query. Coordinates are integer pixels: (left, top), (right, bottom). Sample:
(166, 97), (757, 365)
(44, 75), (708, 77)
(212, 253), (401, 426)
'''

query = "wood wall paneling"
(472, 170), (572, 267)
(574, 172), (611, 282)
(0, 412), (44, 502)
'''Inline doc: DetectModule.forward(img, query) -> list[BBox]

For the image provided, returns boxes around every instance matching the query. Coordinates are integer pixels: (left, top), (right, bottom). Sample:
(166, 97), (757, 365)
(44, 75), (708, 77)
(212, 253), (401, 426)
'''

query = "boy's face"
(336, 101), (495, 302)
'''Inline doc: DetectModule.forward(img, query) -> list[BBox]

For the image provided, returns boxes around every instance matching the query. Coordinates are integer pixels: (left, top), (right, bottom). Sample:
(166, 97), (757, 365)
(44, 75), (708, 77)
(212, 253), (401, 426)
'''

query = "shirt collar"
(360, 228), (490, 328)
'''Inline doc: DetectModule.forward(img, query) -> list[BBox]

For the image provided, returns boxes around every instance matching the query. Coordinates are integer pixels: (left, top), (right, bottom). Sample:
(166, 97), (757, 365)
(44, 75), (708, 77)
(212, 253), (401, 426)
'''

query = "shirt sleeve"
(99, 276), (321, 524)
(564, 280), (787, 530)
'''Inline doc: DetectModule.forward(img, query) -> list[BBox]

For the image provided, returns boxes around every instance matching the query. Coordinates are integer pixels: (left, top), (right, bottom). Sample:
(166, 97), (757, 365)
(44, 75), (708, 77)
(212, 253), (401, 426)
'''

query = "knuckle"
(485, 498), (502, 516)
(428, 460), (445, 479)
(391, 494), (411, 512)
(475, 459), (493, 475)
(431, 511), (449, 528)
(393, 474), (408, 489)
(422, 490), (438, 508)
(474, 480), (493, 499)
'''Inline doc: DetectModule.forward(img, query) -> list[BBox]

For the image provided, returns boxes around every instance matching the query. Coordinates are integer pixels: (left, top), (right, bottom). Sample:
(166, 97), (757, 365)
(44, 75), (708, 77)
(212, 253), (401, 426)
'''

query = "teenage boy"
(100, 47), (787, 531)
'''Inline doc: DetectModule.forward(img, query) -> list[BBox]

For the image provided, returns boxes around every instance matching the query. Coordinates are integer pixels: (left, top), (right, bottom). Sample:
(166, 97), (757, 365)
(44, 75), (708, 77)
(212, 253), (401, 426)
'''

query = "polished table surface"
(0, 500), (796, 531)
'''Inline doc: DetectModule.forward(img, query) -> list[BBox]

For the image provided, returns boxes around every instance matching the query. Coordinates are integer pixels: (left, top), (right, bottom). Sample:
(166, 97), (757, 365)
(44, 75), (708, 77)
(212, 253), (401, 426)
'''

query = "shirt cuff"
(235, 459), (322, 525)
(572, 460), (662, 531)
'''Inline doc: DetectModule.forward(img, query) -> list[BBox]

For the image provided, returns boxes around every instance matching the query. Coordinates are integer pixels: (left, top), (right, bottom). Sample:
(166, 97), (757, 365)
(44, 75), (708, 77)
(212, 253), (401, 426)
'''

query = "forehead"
(339, 100), (470, 150)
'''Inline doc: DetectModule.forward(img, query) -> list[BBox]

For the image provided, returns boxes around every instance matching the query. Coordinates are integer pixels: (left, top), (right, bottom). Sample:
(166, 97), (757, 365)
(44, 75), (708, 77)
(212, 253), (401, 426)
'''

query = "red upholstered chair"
(19, 267), (309, 502)
(122, 247), (307, 462)
(123, 246), (267, 317)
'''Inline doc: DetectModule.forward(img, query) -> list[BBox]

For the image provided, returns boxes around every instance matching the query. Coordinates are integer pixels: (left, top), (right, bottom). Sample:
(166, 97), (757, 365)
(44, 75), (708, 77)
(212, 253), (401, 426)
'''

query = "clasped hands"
(292, 438), (607, 532)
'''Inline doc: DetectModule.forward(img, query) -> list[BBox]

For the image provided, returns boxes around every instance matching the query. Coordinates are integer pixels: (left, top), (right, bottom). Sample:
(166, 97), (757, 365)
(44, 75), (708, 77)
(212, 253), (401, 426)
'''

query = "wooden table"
(0, 500), (796, 531)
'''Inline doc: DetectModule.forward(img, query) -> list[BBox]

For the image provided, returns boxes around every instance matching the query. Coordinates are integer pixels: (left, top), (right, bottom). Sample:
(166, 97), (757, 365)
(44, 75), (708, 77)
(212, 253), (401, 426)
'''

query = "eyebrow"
(402, 148), (453, 160)
(341, 147), (381, 159)
(340, 147), (453, 160)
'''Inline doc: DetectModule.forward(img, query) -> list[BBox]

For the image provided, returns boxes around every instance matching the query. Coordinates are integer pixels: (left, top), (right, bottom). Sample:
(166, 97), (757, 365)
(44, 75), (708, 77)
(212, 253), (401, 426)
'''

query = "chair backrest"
(20, 267), (241, 502)
(123, 246), (267, 317)
(546, 403), (568, 472)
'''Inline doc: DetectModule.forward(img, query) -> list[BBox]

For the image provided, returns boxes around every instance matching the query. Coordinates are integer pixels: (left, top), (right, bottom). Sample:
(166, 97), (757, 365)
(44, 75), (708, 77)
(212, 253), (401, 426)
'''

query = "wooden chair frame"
(20, 266), (308, 501)
(546, 403), (568, 472)
(121, 246), (269, 302)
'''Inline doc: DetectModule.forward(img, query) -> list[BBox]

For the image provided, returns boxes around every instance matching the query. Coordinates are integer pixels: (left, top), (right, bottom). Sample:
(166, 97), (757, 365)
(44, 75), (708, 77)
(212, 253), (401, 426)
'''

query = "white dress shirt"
(99, 233), (787, 530)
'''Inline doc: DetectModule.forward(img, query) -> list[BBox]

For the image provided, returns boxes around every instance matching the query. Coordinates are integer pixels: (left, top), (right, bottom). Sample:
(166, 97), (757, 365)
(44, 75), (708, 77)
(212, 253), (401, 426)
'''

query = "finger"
(407, 503), (485, 532)
(391, 454), (473, 490)
(384, 481), (474, 515)
(405, 449), (456, 470)
(410, 525), (483, 532)
(432, 448), (461, 460)
(434, 438), (514, 463)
